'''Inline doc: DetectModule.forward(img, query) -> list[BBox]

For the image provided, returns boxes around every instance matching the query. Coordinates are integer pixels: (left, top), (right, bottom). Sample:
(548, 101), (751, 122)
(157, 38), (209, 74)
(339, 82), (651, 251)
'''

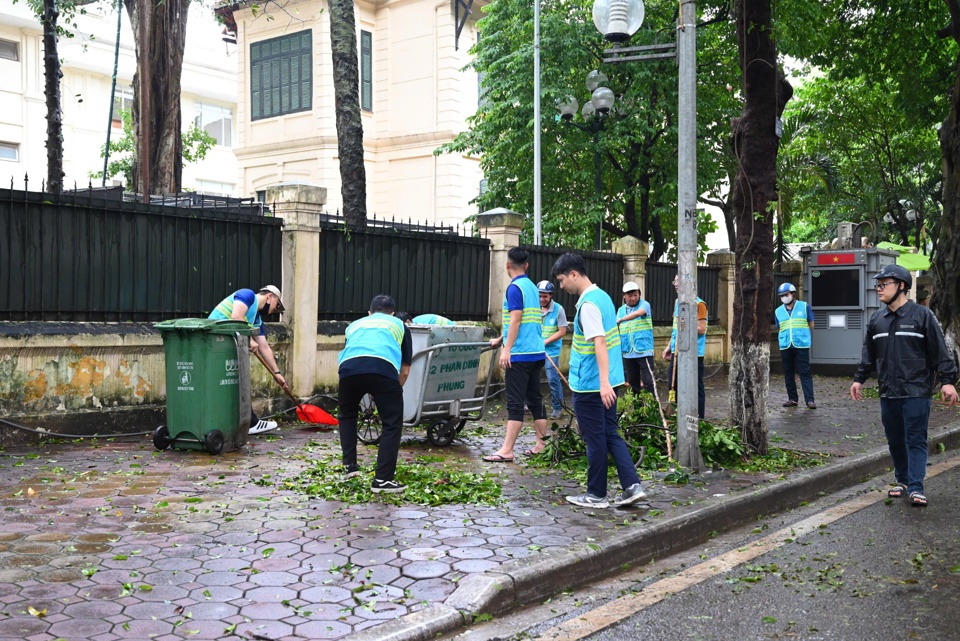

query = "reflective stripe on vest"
(541, 303), (562, 358)
(569, 287), (625, 393)
(209, 289), (260, 330)
(669, 299), (706, 357)
(338, 313), (405, 373)
(617, 303), (654, 355)
(502, 276), (545, 357)
(776, 301), (811, 349)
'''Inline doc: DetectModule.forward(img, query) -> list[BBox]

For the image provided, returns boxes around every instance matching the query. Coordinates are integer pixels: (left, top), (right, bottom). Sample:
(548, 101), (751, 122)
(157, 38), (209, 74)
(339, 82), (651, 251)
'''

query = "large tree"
(328, 0), (367, 224)
(41, 0), (64, 193)
(728, 0), (792, 454)
(125, 0), (189, 196)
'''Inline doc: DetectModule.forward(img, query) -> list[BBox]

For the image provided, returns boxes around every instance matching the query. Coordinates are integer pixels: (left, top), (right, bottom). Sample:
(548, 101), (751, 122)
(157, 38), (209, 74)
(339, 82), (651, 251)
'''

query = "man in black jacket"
(851, 264), (958, 507)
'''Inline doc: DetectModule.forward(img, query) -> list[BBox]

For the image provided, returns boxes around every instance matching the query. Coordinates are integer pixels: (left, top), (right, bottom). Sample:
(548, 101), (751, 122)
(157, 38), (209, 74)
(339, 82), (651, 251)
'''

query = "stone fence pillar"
(476, 208), (525, 328)
(706, 250), (735, 361)
(268, 184), (326, 397)
(611, 235), (649, 294)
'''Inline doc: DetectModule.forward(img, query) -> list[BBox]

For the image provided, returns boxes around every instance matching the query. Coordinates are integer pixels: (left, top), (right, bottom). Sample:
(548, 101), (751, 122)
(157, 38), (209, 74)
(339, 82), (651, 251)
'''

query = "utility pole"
(675, 0), (704, 471)
(533, 0), (542, 245)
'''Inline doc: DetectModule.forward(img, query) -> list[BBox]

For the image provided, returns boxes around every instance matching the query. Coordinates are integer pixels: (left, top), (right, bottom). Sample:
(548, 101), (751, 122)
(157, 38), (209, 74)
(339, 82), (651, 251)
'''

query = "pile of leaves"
(277, 454), (503, 507)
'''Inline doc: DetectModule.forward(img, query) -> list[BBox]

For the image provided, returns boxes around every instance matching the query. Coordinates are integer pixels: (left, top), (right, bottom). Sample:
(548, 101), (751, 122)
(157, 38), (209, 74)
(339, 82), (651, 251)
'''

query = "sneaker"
(566, 493), (609, 508)
(549, 410), (562, 420)
(249, 419), (279, 435)
(371, 479), (406, 494)
(343, 465), (361, 480)
(782, 400), (798, 408)
(612, 483), (648, 507)
(806, 402), (817, 409)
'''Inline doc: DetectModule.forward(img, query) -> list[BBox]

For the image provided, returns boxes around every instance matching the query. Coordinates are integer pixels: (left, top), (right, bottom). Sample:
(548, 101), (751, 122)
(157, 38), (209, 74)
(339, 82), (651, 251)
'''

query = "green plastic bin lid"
(155, 318), (253, 335)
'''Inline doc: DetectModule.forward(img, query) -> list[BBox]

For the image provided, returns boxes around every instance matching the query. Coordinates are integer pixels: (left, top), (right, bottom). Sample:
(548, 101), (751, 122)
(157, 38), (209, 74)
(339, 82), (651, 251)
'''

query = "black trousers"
(337, 373), (405, 481)
(505, 359), (546, 421)
(623, 356), (656, 394)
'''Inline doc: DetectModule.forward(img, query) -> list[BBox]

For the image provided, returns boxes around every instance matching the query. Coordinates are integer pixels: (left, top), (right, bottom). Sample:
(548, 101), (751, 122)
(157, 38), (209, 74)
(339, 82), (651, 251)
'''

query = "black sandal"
(888, 483), (907, 499)
(909, 492), (928, 507)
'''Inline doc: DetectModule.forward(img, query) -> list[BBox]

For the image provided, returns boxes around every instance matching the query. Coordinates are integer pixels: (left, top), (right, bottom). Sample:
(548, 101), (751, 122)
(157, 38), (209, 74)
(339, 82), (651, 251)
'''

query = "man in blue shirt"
(616, 281), (655, 394)
(337, 295), (413, 493)
(483, 247), (548, 462)
(209, 285), (285, 434)
(775, 283), (816, 409)
(551, 253), (646, 508)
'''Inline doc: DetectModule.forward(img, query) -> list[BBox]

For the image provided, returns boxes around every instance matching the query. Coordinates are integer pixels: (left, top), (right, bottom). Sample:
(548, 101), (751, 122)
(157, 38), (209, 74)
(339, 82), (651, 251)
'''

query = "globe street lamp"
(558, 71), (616, 251)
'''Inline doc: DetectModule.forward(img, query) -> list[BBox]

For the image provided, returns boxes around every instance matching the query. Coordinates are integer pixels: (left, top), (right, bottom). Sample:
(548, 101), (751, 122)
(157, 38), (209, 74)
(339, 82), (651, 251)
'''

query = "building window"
(112, 86), (134, 127)
(476, 32), (490, 110)
(0, 39), (18, 61)
(194, 102), (233, 147)
(250, 30), (312, 121)
(360, 30), (373, 112)
(194, 179), (235, 196)
(0, 142), (18, 161)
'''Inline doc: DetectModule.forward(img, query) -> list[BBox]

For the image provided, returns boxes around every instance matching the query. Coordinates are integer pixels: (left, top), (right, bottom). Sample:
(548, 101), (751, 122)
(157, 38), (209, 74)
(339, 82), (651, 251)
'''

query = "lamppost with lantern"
(557, 71), (617, 251)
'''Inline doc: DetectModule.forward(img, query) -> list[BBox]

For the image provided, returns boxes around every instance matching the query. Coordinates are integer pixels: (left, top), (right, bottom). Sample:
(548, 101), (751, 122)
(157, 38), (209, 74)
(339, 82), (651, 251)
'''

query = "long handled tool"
(253, 351), (338, 426)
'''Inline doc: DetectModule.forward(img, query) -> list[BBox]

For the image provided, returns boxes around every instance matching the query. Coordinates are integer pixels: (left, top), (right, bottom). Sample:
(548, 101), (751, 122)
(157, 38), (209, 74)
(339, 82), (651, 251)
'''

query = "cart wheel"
(427, 419), (456, 447)
(204, 430), (225, 455)
(152, 425), (171, 451)
(357, 394), (382, 445)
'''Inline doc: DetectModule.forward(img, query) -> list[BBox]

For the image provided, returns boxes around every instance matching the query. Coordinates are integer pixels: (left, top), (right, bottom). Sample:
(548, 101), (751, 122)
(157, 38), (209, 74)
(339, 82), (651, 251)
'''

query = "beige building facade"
(222, 0), (485, 227)
(0, 1), (239, 195)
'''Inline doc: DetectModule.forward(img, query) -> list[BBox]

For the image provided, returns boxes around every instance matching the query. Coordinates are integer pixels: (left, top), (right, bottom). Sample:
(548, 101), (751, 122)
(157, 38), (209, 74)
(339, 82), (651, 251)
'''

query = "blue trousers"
(544, 356), (563, 412)
(781, 346), (814, 403)
(880, 397), (931, 495)
(573, 391), (640, 498)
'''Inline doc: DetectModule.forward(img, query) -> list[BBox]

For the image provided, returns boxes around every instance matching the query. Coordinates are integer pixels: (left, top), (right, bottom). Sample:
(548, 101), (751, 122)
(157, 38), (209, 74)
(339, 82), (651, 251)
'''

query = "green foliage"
(281, 454), (503, 506)
(438, 0), (739, 254)
(89, 110), (217, 186)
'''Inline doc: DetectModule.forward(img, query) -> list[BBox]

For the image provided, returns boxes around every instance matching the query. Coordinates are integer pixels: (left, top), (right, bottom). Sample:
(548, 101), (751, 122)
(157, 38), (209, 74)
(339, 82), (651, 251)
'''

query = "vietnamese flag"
(817, 253), (856, 265)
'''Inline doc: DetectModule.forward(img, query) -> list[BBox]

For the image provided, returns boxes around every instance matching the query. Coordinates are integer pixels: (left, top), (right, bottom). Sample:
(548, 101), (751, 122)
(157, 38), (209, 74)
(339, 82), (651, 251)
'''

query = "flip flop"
(481, 453), (514, 463)
(522, 448), (544, 457)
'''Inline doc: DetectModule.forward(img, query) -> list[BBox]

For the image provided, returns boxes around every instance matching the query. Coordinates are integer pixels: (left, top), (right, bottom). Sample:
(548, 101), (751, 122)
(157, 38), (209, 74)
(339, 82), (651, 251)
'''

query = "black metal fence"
(0, 187), (283, 322)
(520, 246), (624, 319)
(318, 222), (491, 321)
(644, 262), (721, 325)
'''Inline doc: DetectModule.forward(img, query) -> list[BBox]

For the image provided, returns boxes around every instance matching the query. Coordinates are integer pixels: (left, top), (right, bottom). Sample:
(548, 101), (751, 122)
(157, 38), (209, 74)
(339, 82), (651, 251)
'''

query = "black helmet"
(873, 264), (912, 292)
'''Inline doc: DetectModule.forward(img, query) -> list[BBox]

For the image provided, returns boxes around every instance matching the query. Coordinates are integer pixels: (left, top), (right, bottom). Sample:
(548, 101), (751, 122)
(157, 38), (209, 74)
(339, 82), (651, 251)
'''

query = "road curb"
(343, 422), (960, 641)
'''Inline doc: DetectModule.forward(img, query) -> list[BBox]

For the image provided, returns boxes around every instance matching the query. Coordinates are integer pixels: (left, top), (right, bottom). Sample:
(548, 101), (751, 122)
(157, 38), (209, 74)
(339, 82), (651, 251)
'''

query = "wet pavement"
(0, 375), (956, 641)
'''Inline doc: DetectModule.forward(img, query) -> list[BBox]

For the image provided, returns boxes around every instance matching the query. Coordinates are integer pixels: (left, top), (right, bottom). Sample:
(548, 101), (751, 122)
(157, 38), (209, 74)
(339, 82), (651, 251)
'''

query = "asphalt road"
(585, 457), (960, 641)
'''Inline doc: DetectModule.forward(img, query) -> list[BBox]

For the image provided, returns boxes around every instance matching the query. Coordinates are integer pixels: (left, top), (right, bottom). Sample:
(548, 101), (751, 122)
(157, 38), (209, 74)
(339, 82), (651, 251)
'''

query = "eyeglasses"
(875, 281), (897, 290)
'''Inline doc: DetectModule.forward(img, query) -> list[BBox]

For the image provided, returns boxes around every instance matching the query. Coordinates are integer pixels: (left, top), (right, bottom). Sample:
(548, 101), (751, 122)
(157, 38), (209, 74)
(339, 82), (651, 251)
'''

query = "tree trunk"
(42, 0), (64, 194)
(329, 0), (367, 224)
(125, 0), (188, 196)
(729, 0), (792, 455)
(934, 38), (960, 363)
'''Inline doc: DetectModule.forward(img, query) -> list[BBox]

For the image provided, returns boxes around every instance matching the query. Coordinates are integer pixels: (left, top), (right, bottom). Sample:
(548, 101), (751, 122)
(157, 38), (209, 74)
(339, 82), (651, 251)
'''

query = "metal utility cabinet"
(803, 247), (898, 365)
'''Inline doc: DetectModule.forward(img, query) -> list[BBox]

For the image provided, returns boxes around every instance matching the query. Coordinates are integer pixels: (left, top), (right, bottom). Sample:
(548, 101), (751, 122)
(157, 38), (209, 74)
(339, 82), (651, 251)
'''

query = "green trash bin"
(154, 318), (253, 455)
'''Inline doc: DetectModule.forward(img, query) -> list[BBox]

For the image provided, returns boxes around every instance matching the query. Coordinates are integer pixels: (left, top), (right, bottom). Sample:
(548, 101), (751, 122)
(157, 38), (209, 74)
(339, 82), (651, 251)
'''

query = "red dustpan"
(254, 352), (338, 426)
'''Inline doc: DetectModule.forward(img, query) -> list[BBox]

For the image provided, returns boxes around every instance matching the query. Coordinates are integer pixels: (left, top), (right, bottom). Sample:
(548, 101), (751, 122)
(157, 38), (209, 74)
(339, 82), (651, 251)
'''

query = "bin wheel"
(427, 420), (456, 447)
(357, 394), (382, 445)
(204, 430), (225, 455)
(153, 425), (171, 451)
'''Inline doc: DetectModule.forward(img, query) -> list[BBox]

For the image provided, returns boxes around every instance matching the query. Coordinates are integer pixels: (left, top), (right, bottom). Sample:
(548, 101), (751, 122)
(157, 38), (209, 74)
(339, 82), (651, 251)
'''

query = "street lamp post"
(591, 0), (704, 470)
(558, 71), (616, 251)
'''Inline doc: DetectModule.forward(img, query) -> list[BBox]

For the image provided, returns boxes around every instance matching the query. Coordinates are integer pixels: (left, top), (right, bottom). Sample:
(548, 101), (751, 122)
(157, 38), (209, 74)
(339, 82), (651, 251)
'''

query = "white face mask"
(780, 295), (793, 304)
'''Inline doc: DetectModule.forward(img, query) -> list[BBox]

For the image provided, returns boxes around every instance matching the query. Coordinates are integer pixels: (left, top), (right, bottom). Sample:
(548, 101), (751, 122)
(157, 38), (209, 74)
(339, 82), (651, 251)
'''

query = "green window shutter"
(360, 30), (373, 112)
(249, 30), (313, 121)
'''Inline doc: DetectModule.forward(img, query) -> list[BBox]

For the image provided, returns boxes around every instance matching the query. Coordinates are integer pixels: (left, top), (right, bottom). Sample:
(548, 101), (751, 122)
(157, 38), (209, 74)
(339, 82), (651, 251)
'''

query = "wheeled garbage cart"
(153, 318), (253, 455)
(357, 324), (499, 447)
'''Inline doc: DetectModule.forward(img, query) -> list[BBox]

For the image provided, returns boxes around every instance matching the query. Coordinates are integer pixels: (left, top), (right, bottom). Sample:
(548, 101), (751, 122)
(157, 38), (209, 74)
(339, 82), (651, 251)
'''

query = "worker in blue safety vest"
(482, 247), (548, 462)
(775, 282), (816, 409)
(538, 280), (567, 419)
(410, 313), (456, 326)
(551, 252), (646, 508)
(209, 285), (285, 434)
(337, 294), (413, 494)
(616, 281), (655, 394)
